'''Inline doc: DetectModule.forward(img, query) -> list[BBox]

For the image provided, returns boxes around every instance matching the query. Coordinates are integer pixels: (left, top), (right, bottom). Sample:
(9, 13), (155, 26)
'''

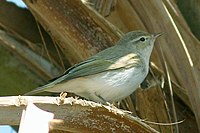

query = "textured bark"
(0, 96), (158, 133)
(23, 0), (122, 65)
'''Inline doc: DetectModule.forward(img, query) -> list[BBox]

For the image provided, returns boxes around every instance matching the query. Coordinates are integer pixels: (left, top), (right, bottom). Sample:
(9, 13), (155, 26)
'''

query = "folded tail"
(23, 82), (55, 95)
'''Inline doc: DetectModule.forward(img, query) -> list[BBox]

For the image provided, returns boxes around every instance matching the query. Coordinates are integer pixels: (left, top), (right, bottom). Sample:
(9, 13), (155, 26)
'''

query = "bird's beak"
(153, 32), (165, 38)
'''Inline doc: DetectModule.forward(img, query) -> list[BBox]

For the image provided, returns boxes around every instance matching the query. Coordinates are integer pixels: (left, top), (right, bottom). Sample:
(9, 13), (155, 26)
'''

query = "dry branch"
(0, 0), (63, 79)
(0, 96), (158, 133)
(0, 30), (59, 80)
(23, 0), (123, 65)
(163, 1), (200, 129)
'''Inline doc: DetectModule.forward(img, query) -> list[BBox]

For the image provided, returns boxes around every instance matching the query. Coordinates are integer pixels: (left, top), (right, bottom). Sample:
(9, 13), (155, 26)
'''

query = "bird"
(24, 30), (162, 103)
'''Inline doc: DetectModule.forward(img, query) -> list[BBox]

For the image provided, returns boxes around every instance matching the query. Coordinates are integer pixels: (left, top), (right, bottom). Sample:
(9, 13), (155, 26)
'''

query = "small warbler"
(25, 31), (162, 103)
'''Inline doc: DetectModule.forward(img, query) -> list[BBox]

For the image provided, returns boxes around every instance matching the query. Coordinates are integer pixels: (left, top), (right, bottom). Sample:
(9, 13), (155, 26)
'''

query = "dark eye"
(139, 37), (145, 42)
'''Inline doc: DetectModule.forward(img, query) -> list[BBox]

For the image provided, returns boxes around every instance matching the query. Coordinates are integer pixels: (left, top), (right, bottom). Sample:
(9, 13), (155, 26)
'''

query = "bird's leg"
(95, 92), (107, 104)
(94, 92), (116, 108)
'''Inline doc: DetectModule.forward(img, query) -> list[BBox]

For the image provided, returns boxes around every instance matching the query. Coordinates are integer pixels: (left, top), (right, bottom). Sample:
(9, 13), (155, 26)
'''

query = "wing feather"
(58, 53), (142, 82)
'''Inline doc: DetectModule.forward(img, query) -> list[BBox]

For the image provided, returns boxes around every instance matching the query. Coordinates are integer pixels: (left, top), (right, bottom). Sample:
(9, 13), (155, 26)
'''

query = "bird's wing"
(60, 53), (141, 81)
(24, 53), (142, 95)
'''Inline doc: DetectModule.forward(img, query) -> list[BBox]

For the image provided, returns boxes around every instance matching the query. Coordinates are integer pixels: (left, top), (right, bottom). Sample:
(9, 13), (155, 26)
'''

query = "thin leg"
(95, 92), (107, 103)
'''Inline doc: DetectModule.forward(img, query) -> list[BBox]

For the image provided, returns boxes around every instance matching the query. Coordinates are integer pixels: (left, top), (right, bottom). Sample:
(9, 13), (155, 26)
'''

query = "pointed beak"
(153, 32), (165, 39)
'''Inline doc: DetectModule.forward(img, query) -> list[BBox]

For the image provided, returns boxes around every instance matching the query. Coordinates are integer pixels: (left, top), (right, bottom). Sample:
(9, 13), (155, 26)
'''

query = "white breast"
(48, 66), (148, 103)
(90, 66), (147, 102)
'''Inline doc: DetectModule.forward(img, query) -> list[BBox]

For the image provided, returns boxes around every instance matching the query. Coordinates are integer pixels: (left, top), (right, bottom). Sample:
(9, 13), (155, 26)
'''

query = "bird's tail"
(23, 82), (55, 95)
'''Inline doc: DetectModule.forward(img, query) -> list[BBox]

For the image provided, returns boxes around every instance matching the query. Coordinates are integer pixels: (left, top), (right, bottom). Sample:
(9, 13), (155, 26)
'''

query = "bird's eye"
(139, 37), (146, 42)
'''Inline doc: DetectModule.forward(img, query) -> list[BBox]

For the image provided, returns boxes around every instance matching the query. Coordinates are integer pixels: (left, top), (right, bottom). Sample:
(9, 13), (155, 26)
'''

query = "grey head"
(116, 30), (162, 61)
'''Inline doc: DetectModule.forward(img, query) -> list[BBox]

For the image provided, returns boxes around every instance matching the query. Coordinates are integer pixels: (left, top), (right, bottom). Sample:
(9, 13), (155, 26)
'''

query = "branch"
(0, 30), (59, 79)
(23, 0), (123, 64)
(0, 96), (158, 133)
